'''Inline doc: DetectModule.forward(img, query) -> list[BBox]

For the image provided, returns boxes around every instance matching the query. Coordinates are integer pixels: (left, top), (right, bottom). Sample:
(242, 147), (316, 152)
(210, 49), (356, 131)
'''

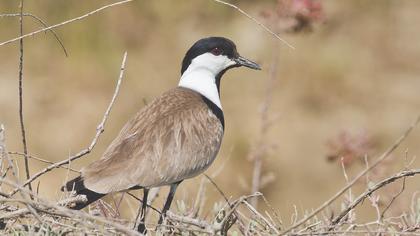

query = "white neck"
(178, 53), (233, 109)
(179, 68), (222, 109)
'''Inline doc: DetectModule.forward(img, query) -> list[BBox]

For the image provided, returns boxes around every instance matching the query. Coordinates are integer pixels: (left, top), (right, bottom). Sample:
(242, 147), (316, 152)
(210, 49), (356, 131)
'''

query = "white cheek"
(190, 53), (234, 74)
(224, 59), (236, 68)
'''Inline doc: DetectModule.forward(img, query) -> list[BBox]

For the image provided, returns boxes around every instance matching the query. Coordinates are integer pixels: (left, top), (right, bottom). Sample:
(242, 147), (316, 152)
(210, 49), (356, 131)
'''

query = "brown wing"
(82, 87), (224, 194)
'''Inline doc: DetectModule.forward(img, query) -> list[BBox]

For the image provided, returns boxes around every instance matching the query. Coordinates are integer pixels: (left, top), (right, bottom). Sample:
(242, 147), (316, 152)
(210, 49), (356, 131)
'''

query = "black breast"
(200, 95), (225, 130)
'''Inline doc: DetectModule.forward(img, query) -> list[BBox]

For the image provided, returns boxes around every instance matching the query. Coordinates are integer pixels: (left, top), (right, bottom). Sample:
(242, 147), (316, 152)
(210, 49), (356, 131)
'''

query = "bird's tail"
(61, 176), (105, 210)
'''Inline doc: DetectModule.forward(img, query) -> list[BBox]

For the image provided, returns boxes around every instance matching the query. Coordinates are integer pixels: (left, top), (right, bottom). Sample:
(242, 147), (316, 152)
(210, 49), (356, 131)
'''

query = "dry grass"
(1, 0), (420, 235)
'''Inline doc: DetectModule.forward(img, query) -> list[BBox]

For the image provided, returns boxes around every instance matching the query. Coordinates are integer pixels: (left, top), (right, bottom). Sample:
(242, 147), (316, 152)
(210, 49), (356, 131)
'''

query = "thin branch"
(126, 191), (162, 214)
(0, 13), (68, 56)
(249, 51), (279, 208)
(331, 169), (420, 226)
(380, 176), (406, 219)
(213, 192), (262, 232)
(280, 115), (420, 234)
(0, 125), (42, 223)
(290, 230), (420, 236)
(0, 195), (87, 219)
(166, 211), (212, 231)
(204, 174), (230, 205)
(0, 0), (134, 47)
(0, 178), (141, 236)
(204, 174), (247, 234)
(211, 0), (295, 49)
(8, 151), (80, 173)
(242, 200), (280, 234)
(0, 125), (6, 177)
(17, 0), (32, 194)
(8, 51), (128, 196)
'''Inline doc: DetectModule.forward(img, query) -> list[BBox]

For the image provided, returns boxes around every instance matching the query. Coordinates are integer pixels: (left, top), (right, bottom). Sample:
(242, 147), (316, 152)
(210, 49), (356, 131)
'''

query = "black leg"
(158, 181), (181, 225)
(137, 188), (149, 234)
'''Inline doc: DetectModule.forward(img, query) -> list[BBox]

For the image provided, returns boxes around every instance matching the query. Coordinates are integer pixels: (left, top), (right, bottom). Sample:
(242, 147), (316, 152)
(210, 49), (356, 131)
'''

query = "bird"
(61, 36), (261, 233)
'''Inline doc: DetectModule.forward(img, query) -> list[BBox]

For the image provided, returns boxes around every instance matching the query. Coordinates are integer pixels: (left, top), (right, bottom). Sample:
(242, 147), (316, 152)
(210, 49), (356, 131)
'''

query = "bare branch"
(8, 151), (80, 173)
(331, 169), (420, 226)
(242, 200), (280, 234)
(17, 0), (33, 194)
(166, 211), (211, 231)
(0, 13), (68, 56)
(281, 115), (420, 234)
(0, 125), (42, 223)
(380, 176), (406, 219)
(211, 0), (295, 49)
(204, 174), (247, 234)
(0, 178), (141, 236)
(0, 0), (134, 47)
(8, 51), (128, 196)
(249, 51), (279, 208)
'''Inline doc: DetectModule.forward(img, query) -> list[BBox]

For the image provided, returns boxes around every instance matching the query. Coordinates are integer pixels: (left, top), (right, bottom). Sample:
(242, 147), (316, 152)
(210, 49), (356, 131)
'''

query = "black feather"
(62, 176), (105, 210)
(181, 37), (239, 75)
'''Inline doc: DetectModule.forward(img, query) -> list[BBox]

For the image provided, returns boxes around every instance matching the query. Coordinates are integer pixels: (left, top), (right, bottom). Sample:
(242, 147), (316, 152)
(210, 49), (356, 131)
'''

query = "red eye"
(211, 47), (223, 56)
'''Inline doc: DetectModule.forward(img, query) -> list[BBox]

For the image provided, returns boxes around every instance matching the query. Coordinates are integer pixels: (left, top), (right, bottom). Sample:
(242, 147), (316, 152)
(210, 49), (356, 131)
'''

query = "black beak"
(234, 56), (261, 70)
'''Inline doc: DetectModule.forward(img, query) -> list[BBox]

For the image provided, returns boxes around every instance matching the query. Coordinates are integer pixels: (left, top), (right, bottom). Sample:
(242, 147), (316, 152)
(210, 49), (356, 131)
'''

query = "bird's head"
(181, 37), (261, 77)
(179, 37), (260, 109)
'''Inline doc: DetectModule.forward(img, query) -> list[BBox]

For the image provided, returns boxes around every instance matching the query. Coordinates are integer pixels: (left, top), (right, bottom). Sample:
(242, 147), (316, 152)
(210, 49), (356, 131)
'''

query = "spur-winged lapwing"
(62, 36), (260, 233)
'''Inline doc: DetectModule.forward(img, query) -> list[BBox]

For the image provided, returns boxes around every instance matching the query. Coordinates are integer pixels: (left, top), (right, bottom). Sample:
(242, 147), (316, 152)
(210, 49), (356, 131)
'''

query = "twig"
(0, 0), (134, 47)
(0, 125), (10, 188)
(166, 211), (211, 231)
(193, 177), (207, 217)
(17, 0), (32, 194)
(204, 174), (230, 205)
(213, 192), (262, 232)
(330, 169), (420, 226)
(381, 176), (406, 219)
(211, 0), (295, 49)
(0, 126), (19, 184)
(0, 13), (68, 56)
(242, 200), (280, 234)
(8, 51), (128, 196)
(249, 51), (279, 208)
(0, 178), (141, 236)
(0, 195), (87, 219)
(8, 151), (80, 173)
(204, 174), (247, 234)
(145, 187), (160, 215)
(0, 125), (42, 224)
(280, 115), (420, 234)
(126, 191), (162, 214)
(289, 230), (420, 235)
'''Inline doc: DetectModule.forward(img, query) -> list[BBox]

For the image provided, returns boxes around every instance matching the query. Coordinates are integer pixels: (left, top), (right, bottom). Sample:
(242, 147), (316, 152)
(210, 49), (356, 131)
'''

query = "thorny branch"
(8, 51), (128, 196)
(281, 115), (420, 235)
(0, 178), (141, 236)
(331, 169), (420, 226)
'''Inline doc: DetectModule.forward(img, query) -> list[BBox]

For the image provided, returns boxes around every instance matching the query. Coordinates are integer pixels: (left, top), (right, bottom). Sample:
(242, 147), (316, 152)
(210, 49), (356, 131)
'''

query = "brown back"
(82, 87), (224, 193)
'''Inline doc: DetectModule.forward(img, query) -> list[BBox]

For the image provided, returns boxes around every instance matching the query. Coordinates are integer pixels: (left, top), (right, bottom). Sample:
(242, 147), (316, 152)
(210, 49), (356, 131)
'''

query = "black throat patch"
(200, 95), (225, 131)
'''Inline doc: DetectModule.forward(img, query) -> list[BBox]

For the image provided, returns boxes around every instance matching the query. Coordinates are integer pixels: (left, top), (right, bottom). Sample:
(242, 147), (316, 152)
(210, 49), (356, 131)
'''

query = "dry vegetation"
(1, 0), (420, 235)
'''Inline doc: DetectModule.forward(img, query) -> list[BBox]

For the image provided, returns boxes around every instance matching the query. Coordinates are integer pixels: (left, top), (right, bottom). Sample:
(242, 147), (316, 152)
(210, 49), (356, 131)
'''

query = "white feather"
(178, 53), (236, 109)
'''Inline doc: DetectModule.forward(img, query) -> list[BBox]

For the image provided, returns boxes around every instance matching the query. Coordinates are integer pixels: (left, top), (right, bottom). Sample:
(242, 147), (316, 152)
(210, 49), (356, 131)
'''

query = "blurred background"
(1, 0), (419, 225)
